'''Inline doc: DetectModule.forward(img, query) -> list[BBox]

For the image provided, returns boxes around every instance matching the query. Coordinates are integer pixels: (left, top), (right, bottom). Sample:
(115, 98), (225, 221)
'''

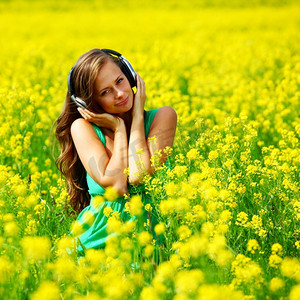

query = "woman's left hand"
(132, 73), (146, 118)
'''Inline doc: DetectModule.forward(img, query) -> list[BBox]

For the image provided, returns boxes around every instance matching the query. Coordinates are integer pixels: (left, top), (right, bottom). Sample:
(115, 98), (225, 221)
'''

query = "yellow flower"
(269, 254), (282, 268)
(3, 213), (14, 222)
(122, 220), (136, 234)
(155, 260), (177, 282)
(128, 195), (143, 216)
(138, 231), (152, 246)
(140, 287), (159, 300)
(247, 239), (260, 254)
(236, 212), (248, 226)
(53, 257), (77, 281)
(269, 277), (284, 292)
(197, 284), (245, 300)
(104, 186), (119, 201)
(145, 203), (152, 212)
(120, 237), (134, 250)
(85, 249), (106, 269)
(175, 197), (191, 213)
(24, 194), (38, 208)
(144, 244), (154, 257)
(82, 210), (95, 226)
(271, 243), (283, 255)
(177, 225), (192, 240)
(186, 148), (199, 160)
(107, 216), (122, 234)
(231, 254), (263, 287)
(103, 206), (113, 217)
(70, 221), (85, 237)
(280, 257), (300, 280)
(289, 284), (300, 300)
(31, 281), (60, 300)
(56, 236), (76, 257)
(12, 182), (27, 197)
(154, 223), (165, 235)
(172, 165), (187, 177)
(20, 236), (51, 261)
(208, 150), (218, 161)
(174, 269), (204, 295)
(165, 181), (178, 196)
(160, 199), (176, 215)
(4, 221), (20, 237)
(0, 256), (13, 284)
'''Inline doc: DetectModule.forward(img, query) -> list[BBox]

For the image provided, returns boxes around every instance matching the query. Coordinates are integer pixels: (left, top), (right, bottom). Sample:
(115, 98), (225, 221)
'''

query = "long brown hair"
(54, 49), (119, 213)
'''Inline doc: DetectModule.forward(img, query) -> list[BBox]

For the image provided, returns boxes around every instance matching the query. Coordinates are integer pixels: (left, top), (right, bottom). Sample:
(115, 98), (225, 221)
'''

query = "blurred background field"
(0, 0), (299, 299)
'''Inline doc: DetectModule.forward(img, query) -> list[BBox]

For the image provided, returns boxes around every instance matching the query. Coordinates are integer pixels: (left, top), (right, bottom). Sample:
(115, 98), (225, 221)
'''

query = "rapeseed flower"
(174, 269), (204, 295)
(289, 284), (300, 300)
(177, 225), (192, 240)
(247, 239), (260, 254)
(280, 257), (300, 281)
(0, 256), (13, 283)
(154, 223), (165, 235)
(269, 254), (283, 268)
(186, 148), (198, 160)
(20, 236), (51, 261)
(53, 257), (77, 281)
(31, 281), (60, 300)
(4, 221), (20, 236)
(140, 286), (160, 300)
(107, 215), (122, 234)
(138, 231), (152, 246)
(104, 186), (119, 201)
(56, 236), (76, 257)
(269, 277), (285, 292)
(128, 195), (143, 216)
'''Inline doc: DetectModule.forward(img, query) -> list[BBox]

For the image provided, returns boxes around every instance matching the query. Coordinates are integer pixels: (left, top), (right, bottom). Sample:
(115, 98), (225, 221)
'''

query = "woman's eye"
(101, 90), (108, 96)
(117, 78), (124, 84)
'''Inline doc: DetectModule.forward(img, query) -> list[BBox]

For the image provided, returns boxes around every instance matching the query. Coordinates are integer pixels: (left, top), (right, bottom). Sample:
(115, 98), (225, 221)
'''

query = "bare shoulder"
(148, 106), (177, 140)
(153, 106), (177, 125)
(71, 118), (92, 133)
(70, 118), (96, 138)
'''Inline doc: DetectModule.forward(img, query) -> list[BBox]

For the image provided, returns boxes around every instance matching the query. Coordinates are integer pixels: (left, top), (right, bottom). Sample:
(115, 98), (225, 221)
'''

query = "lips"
(116, 97), (128, 106)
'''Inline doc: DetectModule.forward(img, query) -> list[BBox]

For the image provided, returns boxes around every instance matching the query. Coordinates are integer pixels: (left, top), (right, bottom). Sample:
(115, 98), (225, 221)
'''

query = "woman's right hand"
(77, 107), (124, 132)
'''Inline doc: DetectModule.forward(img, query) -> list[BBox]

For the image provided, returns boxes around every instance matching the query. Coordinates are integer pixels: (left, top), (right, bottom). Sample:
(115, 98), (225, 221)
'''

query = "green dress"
(73, 109), (159, 253)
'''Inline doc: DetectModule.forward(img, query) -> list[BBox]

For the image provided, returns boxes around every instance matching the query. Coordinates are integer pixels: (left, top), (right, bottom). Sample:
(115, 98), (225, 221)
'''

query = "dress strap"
(144, 109), (159, 138)
(92, 123), (106, 147)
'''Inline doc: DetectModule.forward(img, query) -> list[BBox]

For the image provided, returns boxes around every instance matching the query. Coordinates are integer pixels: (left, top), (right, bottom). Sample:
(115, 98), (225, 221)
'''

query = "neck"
(118, 109), (133, 130)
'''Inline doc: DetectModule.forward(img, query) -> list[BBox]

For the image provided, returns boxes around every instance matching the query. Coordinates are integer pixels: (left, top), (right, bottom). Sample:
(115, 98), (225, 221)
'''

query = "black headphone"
(68, 49), (137, 109)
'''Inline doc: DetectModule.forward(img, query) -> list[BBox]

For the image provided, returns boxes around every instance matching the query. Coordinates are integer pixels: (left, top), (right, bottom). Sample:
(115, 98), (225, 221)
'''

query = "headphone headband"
(68, 49), (136, 109)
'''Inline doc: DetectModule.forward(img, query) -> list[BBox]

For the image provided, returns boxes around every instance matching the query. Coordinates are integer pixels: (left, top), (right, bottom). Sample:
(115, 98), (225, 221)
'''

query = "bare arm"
(128, 75), (177, 184)
(71, 112), (128, 196)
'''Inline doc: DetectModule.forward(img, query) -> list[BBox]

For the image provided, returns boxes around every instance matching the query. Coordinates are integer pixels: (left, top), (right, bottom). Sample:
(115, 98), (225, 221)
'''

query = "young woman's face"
(93, 59), (134, 115)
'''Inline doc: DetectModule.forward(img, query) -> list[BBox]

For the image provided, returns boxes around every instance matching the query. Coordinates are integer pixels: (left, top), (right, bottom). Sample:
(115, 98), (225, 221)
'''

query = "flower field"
(0, 0), (299, 299)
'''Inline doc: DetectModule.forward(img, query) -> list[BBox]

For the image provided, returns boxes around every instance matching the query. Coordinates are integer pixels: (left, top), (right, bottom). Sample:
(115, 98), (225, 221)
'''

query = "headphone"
(67, 49), (137, 109)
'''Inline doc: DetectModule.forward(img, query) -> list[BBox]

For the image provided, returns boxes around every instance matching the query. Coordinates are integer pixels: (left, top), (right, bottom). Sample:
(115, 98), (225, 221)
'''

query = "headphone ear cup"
(101, 49), (137, 88)
(120, 62), (136, 88)
(71, 95), (87, 109)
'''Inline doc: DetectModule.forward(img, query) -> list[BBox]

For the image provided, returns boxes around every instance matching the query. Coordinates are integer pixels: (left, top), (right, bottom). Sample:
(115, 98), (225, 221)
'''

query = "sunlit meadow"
(0, 0), (299, 299)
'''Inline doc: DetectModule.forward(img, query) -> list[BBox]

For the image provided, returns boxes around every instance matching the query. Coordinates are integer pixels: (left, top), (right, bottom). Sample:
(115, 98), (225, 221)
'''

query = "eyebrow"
(98, 73), (123, 95)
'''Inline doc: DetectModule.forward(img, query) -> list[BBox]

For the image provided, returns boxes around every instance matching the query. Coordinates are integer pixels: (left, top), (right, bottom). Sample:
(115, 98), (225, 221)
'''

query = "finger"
(82, 109), (95, 120)
(78, 108), (91, 120)
(137, 75), (145, 96)
(136, 74), (144, 96)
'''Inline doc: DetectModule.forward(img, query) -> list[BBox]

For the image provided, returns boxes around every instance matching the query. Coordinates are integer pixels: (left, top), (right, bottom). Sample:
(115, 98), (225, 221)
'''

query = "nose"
(114, 86), (125, 99)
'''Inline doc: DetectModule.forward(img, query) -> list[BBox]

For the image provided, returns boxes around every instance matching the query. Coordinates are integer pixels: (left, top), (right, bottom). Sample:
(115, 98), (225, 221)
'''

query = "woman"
(55, 48), (177, 252)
